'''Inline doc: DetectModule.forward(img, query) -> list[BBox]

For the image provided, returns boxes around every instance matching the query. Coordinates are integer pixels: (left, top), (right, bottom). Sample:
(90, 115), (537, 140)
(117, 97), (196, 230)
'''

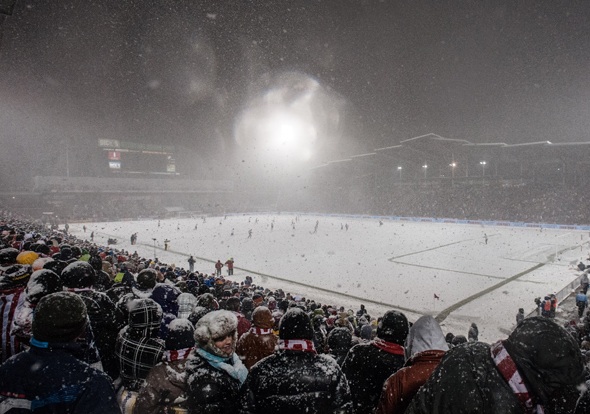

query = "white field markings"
(78, 219), (584, 321)
(434, 235), (584, 323)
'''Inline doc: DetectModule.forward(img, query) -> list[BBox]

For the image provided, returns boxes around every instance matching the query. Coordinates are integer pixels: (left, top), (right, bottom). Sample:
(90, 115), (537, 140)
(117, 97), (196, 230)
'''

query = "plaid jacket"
(116, 298), (164, 391)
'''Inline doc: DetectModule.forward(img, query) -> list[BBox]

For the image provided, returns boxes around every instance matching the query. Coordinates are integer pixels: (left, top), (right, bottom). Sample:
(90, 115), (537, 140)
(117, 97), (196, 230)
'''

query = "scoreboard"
(99, 139), (178, 175)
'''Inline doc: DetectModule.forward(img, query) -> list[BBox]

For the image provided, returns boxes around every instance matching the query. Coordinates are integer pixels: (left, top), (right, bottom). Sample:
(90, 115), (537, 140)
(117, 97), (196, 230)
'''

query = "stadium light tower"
(480, 161), (487, 177)
(422, 164), (428, 179)
(152, 238), (157, 259)
(397, 166), (402, 180)
(449, 162), (456, 178)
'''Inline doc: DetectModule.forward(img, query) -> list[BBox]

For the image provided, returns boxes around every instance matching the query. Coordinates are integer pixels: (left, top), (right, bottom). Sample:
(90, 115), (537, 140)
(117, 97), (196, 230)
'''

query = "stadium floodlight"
(397, 166), (402, 180)
(422, 164), (428, 178)
(449, 162), (457, 179)
(480, 161), (487, 177)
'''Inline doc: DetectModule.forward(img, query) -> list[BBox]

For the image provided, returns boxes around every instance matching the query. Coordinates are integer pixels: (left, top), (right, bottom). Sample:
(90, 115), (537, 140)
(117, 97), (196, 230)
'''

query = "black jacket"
(185, 352), (242, 414)
(406, 342), (523, 414)
(77, 289), (125, 380)
(0, 342), (120, 413)
(407, 317), (584, 414)
(341, 341), (405, 414)
(240, 350), (352, 414)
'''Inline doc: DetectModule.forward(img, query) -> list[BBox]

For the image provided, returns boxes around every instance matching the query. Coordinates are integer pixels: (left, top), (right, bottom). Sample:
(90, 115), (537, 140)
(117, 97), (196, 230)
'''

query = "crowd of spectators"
(1, 208), (590, 413)
(298, 182), (590, 225)
(21, 178), (590, 226)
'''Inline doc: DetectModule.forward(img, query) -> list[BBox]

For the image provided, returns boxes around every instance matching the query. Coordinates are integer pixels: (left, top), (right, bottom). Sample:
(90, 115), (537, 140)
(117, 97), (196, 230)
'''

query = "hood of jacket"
(503, 316), (584, 404)
(404, 315), (449, 359)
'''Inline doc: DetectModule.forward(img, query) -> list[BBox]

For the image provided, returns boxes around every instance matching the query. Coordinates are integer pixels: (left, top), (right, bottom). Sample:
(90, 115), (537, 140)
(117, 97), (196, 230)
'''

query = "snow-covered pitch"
(70, 214), (587, 342)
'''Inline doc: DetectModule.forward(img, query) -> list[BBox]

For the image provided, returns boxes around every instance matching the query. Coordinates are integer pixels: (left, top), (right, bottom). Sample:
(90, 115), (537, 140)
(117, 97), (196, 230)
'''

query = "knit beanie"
(327, 327), (353, 352)
(43, 259), (68, 277)
(61, 261), (96, 288)
(32, 257), (53, 271)
(0, 264), (33, 290)
(32, 291), (87, 342)
(196, 293), (220, 311)
(26, 269), (63, 305)
(279, 307), (313, 340)
(16, 251), (39, 266)
(188, 306), (211, 327)
(252, 306), (274, 329)
(360, 324), (373, 341)
(377, 310), (409, 345)
(0, 247), (19, 266)
(166, 318), (195, 350)
(137, 268), (158, 291)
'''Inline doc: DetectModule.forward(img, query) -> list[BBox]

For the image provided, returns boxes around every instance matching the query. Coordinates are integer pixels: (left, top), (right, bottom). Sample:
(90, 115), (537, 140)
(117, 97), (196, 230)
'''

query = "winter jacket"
(134, 357), (190, 414)
(240, 349), (352, 414)
(75, 288), (126, 380)
(150, 283), (181, 340)
(405, 342), (527, 414)
(341, 340), (405, 414)
(178, 292), (198, 319)
(236, 308), (278, 370)
(468, 323), (479, 342)
(230, 310), (252, 339)
(185, 351), (243, 414)
(375, 315), (448, 414)
(1, 286), (26, 362)
(0, 341), (120, 413)
(116, 299), (165, 391)
(406, 317), (584, 414)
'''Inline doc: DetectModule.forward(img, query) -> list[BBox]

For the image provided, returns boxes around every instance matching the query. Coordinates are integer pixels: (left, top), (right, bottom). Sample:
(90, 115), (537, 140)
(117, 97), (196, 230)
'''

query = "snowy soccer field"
(70, 214), (588, 342)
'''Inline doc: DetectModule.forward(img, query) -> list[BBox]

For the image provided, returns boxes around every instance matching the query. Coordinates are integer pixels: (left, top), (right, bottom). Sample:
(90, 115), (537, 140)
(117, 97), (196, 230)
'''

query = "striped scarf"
(491, 340), (544, 414)
(249, 327), (273, 335)
(163, 347), (193, 362)
(278, 339), (316, 354)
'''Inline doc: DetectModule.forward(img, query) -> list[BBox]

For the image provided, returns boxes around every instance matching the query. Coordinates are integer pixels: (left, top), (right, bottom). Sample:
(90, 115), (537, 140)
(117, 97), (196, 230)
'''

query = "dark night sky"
(1, 0), (590, 185)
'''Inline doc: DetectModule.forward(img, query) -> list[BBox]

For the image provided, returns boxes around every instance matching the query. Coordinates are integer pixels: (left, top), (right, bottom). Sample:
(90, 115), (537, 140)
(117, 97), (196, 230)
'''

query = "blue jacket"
(576, 293), (588, 305)
(0, 340), (120, 413)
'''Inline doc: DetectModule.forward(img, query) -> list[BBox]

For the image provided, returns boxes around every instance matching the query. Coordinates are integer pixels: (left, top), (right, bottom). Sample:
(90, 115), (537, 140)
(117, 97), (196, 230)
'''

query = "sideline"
(97, 231), (423, 315)
(434, 243), (582, 323)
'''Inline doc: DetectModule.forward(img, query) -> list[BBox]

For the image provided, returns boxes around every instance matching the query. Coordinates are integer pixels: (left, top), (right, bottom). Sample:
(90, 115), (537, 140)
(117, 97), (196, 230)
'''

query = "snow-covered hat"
(377, 310), (409, 345)
(32, 291), (87, 343)
(279, 307), (313, 340)
(194, 310), (237, 355)
(137, 268), (158, 291)
(0, 264), (32, 289)
(166, 318), (195, 350)
(26, 269), (63, 305)
(61, 261), (95, 288)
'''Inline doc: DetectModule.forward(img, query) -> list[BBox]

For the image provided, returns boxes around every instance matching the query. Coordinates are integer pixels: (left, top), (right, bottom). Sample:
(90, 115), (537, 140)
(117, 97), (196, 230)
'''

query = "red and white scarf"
(249, 327), (273, 335)
(491, 341), (544, 414)
(163, 347), (194, 362)
(373, 338), (405, 355)
(278, 339), (317, 354)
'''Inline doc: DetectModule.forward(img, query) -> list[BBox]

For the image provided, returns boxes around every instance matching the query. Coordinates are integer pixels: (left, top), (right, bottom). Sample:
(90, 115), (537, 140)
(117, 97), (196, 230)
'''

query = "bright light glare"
(261, 112), (316, 158)
(244, 108), (317, 162)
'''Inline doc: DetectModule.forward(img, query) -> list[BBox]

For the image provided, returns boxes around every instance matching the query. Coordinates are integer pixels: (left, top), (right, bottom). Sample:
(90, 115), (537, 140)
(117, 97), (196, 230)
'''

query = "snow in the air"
(69, 214), (587, 343)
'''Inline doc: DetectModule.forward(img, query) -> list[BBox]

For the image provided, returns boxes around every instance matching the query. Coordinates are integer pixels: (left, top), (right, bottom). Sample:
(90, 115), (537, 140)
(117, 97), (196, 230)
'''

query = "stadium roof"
(312, 133), (590, 182)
